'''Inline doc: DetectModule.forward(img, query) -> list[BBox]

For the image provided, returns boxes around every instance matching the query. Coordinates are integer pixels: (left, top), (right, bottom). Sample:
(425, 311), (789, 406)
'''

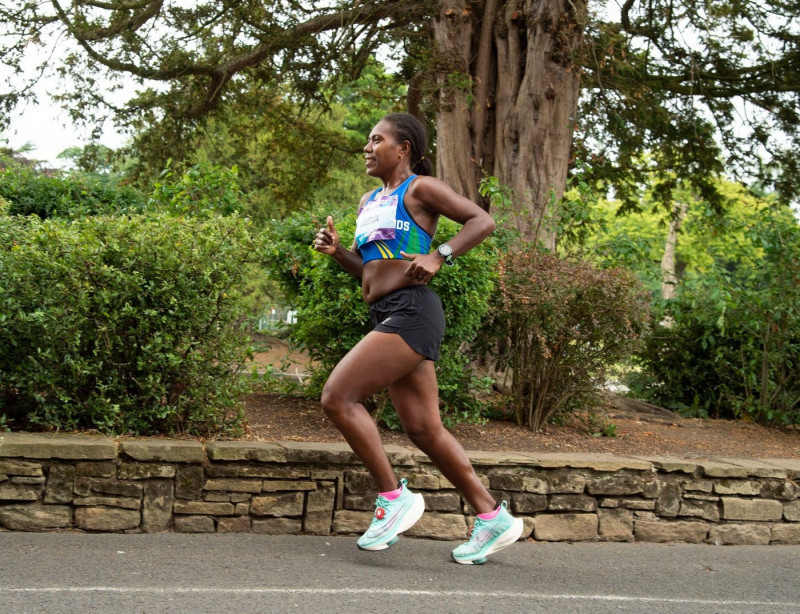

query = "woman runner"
(313, 112), (523, 564)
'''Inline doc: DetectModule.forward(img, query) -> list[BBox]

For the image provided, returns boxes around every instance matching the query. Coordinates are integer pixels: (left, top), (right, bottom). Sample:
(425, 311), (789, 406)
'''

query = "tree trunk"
(432, 0), (585, 245)
(661, 201), (689, 301)
(660, 200), (688, 329)
(431, 0), (480, 203)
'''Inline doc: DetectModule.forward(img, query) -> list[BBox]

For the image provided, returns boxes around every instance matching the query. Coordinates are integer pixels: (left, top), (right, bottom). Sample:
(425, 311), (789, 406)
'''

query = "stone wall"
(1, 433), (799, 545)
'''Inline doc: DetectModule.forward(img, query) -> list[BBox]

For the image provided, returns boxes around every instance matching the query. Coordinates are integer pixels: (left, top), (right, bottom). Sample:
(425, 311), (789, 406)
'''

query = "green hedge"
(0, 162), (145, 219)
(0, 213), (260, 435)
(630, 207), (800, 426)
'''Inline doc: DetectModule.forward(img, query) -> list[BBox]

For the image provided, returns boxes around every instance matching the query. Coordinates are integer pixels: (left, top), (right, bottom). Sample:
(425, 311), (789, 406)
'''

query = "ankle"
(477, 504), (501, 520)
(379, 482), (403, 501)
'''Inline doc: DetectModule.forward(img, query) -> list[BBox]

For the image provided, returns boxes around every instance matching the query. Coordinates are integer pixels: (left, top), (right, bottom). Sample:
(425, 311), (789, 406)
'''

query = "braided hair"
(381, 113), (434, 177)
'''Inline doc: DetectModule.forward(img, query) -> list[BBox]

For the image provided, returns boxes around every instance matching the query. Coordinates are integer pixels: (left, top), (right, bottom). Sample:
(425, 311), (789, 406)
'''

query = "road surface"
(0, 533), (798, 613)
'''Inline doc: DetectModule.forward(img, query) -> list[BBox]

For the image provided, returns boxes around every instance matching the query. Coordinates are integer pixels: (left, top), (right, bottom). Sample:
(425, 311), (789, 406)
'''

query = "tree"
(1, 1), (798, 238)
(183, 58), (403, 223)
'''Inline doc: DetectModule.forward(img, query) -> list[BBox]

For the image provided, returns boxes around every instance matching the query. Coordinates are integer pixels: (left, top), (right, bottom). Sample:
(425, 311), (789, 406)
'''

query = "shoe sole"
(452, 517), (524, 565)
(357, 493), (425, 551)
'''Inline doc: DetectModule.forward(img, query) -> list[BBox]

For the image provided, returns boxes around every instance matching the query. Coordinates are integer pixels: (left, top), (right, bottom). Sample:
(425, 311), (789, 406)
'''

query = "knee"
(320, 384), (348, 420)
(404, 423), (441, 451)
(319, 386), (337, 418)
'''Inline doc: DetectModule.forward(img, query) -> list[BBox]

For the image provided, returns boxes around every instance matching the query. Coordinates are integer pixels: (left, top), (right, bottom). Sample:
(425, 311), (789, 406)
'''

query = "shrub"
(262, 204), (498, 428)
(480, 247), (651, 431)
(0, 162), (145, 218)
(0, 213), (261, 435)
(633, 212), (800, 425)
(147, 161), (244, 218)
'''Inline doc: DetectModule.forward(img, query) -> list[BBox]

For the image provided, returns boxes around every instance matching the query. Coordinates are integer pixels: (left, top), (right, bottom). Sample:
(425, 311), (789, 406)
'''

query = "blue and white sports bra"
(354, 175), (433, 264)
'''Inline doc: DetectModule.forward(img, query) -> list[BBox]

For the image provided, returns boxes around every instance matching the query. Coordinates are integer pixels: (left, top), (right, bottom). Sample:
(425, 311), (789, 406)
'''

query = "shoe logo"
(367, 501), (410, 538)
(474, 530), (491, 548)
(471, 522), (501, 549)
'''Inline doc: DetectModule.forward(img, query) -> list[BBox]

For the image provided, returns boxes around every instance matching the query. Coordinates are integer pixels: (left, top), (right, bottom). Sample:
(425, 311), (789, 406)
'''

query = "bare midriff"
(361, 259), (426, 304)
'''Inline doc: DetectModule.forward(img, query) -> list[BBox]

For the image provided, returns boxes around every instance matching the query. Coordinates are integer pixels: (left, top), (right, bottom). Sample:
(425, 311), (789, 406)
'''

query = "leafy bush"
(480, 247), (651, 431)
(147, 161), (244, 218)
(632, 209), (800, 425)
(262, 204), (498, 427)
(0, 161), (145, 218)
(0, 213), (261, 435)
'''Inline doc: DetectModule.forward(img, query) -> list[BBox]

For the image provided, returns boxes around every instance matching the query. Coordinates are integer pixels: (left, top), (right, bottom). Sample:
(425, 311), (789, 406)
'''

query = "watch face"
(438, 244), (453, 257)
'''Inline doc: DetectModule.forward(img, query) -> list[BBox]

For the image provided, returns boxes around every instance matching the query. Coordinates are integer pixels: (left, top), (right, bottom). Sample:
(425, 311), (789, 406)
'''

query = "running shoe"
(356, 478), (425, 551)
(452, 501), (523, 565)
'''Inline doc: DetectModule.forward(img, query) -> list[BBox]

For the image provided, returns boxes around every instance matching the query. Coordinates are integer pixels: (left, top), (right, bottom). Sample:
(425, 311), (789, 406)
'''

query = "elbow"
(483, 213), (496, 238)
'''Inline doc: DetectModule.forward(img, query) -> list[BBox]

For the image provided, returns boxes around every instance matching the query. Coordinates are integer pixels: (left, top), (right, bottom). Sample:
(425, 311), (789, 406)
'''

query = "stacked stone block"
(1, 433), (799, 545)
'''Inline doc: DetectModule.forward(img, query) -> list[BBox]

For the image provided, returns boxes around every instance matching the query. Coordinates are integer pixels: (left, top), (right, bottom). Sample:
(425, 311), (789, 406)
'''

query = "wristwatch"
(437, 243), (455, 266)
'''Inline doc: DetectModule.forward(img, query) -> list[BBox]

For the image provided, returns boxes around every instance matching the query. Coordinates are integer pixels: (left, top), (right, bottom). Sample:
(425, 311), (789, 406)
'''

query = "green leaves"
(479, 247), (652, 431)
(0, 213), (261, 435)
(0, 160), (146, 219)
(635, 206), (800, 425)
(582, 0), (800, 205)
(148, 161), (244, 218)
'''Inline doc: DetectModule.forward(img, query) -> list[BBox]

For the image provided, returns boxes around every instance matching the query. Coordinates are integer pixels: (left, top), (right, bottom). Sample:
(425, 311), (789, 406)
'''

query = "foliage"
(477, 175), (649, 430)
(581, 0), (800, 208)
(262, 203), (498, 428)
(263, 204), (368, 374)
(631, 206), (800, 425)
(2, 1), (798, 208)
(0, 160), (145, 219)
(576, 178), (780, 294)
(147, 160), (244, 218)
(57, 144), (118, 176)
(582, 409), (618, 438)
(0, 212), (261, 436)
(121, 61), (397, 223)
(479, 246), (651, 431)
(336, 57), (408, 143)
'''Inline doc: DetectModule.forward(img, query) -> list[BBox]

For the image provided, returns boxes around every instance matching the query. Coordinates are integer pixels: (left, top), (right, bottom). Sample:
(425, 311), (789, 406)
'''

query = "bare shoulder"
(407, 175), (487, 224)
(406, 175), (457, 202)
(360, 187), (378, 202)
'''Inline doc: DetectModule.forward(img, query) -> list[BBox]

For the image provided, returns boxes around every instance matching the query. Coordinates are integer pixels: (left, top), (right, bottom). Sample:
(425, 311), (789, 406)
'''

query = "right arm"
(314, 215), (364, 278)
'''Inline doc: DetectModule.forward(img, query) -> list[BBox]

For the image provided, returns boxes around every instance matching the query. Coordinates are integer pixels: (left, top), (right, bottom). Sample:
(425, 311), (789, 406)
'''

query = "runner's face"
(364, 120), (404, 177)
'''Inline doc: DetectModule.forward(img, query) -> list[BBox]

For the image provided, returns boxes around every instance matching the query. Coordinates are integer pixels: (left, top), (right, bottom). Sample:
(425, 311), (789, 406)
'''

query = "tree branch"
(50, 0), (423, 118)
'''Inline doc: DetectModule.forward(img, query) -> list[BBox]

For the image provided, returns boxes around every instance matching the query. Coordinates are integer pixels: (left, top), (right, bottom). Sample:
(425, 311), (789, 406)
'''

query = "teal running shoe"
(452, 501), (523, 565)
(357, 478), (425, 551)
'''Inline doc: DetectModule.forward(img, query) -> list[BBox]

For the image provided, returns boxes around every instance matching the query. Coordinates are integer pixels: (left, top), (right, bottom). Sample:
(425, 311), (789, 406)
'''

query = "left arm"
(400, 176), (496, 281)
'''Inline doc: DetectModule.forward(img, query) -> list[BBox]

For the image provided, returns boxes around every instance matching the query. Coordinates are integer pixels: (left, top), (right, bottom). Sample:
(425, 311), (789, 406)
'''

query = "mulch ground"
(241, 337), (800, 460)
(241, 391), (800, 460)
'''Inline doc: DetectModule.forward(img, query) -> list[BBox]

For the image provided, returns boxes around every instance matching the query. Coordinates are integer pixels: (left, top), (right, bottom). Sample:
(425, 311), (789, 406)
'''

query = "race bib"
(355, 194), (398, 247)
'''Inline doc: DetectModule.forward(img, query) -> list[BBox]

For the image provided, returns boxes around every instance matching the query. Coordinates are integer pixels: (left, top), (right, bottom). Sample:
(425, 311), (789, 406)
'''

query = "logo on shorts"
(382, 317), (393, 324)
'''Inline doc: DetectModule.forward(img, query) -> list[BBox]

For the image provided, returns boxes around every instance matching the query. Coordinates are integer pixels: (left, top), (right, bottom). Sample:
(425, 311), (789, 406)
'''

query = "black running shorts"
(368, 285), (445, 361)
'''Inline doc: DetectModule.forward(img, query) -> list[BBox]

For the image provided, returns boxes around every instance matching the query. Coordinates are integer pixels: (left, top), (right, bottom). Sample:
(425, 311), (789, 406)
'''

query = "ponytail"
(414, 156), (434, 177)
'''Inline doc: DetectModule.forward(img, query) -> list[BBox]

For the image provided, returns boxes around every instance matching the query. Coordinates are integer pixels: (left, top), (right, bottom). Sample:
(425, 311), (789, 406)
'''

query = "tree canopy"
(1, 0), (798, 221)
(580, 1), (800, 210)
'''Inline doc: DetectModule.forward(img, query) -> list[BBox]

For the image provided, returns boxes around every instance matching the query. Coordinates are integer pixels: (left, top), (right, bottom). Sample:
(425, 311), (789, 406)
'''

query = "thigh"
(324, 331), (425, 402)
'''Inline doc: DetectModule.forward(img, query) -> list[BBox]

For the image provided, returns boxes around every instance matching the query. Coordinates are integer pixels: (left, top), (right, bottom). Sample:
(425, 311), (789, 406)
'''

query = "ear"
(399, 140), (411, 158)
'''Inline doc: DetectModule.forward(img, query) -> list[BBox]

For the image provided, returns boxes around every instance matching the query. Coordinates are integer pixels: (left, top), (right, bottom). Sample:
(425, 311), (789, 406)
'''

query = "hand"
(400, 250), (441, 284)
(314, 216), (340, 256)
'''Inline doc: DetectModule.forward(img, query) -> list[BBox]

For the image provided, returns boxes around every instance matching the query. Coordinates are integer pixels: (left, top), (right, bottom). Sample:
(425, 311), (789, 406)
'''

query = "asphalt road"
(0, 533), (798, 614)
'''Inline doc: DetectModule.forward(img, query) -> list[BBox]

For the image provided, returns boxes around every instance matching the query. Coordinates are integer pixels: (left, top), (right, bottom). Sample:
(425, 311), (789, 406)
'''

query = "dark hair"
(381, 113), (434, 177)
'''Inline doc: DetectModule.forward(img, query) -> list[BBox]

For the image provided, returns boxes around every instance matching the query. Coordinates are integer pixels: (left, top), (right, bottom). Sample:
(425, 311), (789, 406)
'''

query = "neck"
(381, 169), (413, 194)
